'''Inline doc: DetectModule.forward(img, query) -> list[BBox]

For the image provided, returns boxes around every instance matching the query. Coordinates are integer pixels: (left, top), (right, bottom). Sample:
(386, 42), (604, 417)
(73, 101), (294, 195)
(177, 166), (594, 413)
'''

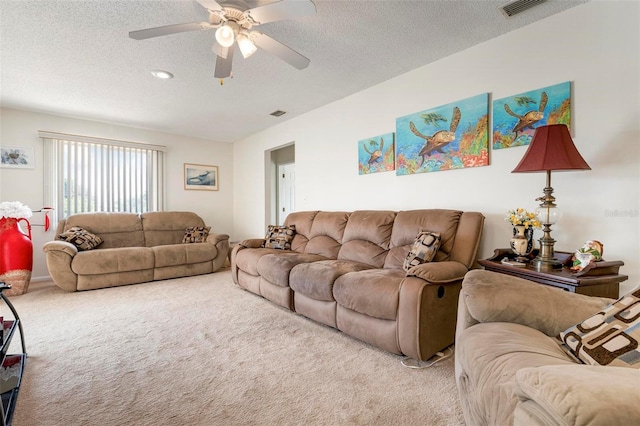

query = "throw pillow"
(559, 288), (640, 368)
(182, 226), (211, 243)
(262, 225), (296, 250)
(58, 226), (103, 251)
(403, 230), (441, 271)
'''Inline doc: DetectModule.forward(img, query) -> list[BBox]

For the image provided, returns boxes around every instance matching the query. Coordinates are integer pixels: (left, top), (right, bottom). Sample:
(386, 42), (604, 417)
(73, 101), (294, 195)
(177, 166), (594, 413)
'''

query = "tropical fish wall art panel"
(395, 93), (489, 175)
(358, 132), (395, 175)
(493, 81), (571, 149)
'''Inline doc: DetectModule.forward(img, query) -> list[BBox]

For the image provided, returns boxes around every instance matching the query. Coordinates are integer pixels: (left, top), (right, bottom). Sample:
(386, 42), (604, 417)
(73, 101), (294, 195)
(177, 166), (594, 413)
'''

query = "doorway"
(277, 163), (295, 225)
(265, 143), (295, 228)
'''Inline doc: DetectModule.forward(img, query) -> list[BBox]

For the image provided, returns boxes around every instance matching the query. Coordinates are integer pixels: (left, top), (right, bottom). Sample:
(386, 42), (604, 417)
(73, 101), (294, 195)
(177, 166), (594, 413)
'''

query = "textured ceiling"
(0, 0), (588, 143)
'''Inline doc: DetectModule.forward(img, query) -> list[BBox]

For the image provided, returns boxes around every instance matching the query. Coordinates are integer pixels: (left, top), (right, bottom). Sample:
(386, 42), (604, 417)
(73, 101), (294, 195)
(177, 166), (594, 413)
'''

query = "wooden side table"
(478, 248), (628, 298)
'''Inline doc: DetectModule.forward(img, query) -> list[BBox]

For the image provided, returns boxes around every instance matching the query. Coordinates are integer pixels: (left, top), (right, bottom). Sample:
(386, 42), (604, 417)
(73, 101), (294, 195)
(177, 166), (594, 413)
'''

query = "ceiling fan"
(129, 0), (316, 82)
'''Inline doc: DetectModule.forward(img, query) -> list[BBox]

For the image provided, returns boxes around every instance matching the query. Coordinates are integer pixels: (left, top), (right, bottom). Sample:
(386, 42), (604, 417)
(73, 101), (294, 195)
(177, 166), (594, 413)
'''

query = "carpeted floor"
(7, 270), (464, 425)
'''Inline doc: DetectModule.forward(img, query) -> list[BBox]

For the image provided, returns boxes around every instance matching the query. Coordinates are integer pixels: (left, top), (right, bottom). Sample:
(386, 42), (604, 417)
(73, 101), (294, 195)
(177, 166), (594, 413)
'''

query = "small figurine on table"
(570, 240), (603, 272)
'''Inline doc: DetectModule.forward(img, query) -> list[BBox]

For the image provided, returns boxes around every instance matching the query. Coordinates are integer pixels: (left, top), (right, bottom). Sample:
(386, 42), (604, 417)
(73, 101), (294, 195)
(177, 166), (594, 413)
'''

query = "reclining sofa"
(43, 211), (229, 291)
(456, 270), (640, 425)
(231, 209), (484, 361)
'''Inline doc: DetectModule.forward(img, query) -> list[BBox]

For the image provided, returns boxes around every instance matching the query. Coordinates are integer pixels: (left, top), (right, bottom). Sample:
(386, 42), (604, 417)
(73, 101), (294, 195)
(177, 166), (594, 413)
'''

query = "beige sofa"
(231, 209), (484, 361)
(43, 211), (229, 291)
(456, 270), (640, 426)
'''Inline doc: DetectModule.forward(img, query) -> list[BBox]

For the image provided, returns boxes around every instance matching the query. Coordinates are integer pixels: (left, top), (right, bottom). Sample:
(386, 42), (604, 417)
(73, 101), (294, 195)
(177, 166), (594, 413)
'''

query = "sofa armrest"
(459, 270), (613, 337)
(207, 233), (230, 272)
(406, 260), (469, 284)
(239, 238), (265, 249)
(230, 239), (264, 284)
(43, 240), (78, 257)
(207, 233), (229, 245)
(513, 365), (640, 426)
(42, 240), (79, 291)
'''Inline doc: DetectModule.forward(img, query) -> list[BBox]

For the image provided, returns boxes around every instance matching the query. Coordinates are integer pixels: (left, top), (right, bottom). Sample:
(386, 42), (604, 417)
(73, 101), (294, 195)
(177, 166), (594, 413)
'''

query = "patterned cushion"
(560, 288), (640, 368)
(262, 225), (296, 250)
(403, 231), (441, 271)
(182, 226), (211, 244)
(58, 226), (103, 251)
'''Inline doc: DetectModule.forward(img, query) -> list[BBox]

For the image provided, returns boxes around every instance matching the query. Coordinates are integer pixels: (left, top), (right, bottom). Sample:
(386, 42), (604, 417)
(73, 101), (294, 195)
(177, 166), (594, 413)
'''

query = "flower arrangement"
(0, 201), (33, 219)
(505, 208), (541, 229)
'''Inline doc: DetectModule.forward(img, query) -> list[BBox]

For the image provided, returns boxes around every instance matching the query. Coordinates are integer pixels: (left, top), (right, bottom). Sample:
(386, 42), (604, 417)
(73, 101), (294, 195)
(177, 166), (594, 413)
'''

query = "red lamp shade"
(512, 124), (591, 173)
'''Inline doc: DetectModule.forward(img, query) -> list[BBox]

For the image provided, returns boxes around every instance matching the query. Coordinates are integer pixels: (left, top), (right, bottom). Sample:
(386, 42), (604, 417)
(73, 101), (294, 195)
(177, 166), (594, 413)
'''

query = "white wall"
(0, 108), (234, 280)
(233, 1), (640, 294)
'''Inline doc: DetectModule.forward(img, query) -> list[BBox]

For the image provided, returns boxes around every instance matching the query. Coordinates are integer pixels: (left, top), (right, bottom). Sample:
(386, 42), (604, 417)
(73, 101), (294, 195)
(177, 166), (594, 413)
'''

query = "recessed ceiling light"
(270, 110), (286, 117)
(151, 70), (174, 80)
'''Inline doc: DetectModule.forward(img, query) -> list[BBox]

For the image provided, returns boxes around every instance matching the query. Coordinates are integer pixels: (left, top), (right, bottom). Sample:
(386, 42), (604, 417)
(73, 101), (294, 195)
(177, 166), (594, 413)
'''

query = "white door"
(277, 163), (295, 225)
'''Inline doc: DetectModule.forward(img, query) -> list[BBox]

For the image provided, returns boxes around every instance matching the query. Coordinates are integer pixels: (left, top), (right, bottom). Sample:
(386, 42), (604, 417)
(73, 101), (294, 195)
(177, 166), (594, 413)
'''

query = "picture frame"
(0, 145), (35, 169)
(492, 81), (571, 149)
(395, 93), (489, 175)
(184, 163), (218, 191)
(358, 132), (395, 175)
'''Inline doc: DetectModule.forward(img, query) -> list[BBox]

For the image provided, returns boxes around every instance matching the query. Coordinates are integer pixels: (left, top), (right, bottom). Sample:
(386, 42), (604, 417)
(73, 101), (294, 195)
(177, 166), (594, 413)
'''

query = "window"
(40, 132), (165, 220)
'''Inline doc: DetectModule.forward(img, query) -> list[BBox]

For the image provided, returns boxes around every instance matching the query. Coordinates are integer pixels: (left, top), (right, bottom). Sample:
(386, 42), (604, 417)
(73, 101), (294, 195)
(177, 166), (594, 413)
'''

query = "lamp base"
(531, 257), (564, 272)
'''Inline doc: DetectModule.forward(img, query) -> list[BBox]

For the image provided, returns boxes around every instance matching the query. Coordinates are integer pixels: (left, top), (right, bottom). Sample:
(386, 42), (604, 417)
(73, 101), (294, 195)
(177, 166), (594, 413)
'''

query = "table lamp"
(512, 124), (591, 271)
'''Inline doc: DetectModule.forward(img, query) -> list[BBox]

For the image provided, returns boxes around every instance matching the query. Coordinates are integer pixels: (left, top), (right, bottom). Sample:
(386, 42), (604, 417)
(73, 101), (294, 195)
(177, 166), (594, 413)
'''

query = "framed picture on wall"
(395, 93), (489, 175)
(184, 163), (218, 191)
(0, 146), (35, 169)
(492, 81), (571, 149)
(358, 133), (395, 175)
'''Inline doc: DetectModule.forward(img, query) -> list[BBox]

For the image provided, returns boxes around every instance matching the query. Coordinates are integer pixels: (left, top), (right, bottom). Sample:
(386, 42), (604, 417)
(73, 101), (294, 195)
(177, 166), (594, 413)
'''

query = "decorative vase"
(0, 217), (33, 296)
(510, 225), (534, 261)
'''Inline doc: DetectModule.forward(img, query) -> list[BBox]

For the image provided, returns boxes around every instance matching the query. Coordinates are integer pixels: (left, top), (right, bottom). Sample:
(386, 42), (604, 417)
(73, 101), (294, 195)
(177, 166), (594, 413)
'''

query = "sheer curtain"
(40, 131), (166, 221)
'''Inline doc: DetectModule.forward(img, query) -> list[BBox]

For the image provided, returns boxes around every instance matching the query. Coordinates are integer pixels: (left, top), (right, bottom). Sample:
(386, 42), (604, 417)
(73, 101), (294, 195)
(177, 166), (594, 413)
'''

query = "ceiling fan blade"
(246, 0), (316, 25)
(196, 0), (223, 11)
(129, 22), (211, 40)
(214, 46), (234, 78)
(212, 43), (229, 59)
(253, 32), (310, 70)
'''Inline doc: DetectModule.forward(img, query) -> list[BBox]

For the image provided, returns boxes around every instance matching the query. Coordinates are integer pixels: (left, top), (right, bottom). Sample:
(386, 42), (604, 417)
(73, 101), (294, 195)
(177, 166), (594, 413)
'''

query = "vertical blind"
(40, 131), (166, 220)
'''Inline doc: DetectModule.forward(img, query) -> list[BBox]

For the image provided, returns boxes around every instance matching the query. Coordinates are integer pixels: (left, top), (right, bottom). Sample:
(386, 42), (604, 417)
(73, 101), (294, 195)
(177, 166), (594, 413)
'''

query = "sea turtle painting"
(362, 138), (384, 164)
(409, 106), (461, 166)
(504, 91), (548, 135)
(358, 132), (395, 174)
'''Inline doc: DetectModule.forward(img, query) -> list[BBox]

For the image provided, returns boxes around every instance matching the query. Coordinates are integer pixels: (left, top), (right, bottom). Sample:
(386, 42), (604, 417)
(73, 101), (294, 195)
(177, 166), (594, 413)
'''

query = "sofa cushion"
(182, 226), (211, 243)
(153, 243), (216, 268)
(71, 247), (154, 274)
(403, 231), (441, 271)
(384, 209), (462, 269)
(338, 210), (396, 268)
(234, 247), (283, 276)
(63, 212), (144, 248)
(257, 252), (328, 288)
(460, 270), (612, 337)
(262, 225), (296, 250)
(290, 259), (374, 302)
(333, 269), (405, 320)
(142, 211), (206, 247)
(559, 288), (640, 368)
(304, 212), (350, 258)
(58, 226), (103, 251)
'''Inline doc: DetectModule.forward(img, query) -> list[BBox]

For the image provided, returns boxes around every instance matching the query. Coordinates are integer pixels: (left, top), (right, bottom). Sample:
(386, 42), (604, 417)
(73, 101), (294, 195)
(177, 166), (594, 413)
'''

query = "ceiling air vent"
(270, 110), (286, 117)
(500, 0), (547, 18)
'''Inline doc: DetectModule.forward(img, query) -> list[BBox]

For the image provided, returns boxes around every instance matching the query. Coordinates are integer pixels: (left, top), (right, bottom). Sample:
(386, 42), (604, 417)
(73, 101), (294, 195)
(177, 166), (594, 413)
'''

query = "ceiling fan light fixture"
(237, 33), (257, 58)
(130, 0), (317, 79)
(215, 23), (236, 47)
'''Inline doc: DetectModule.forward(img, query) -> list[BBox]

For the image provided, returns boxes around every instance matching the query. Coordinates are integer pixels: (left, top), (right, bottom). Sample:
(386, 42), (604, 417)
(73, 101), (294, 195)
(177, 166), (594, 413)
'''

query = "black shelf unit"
(0, 283), (26, 426)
